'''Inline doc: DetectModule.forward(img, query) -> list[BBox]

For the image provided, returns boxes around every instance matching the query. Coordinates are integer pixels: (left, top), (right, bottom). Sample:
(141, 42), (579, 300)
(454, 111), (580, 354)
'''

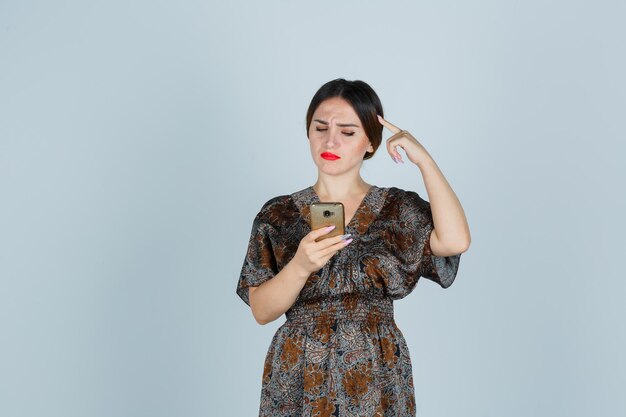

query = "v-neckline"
(309, 185), (375, 229)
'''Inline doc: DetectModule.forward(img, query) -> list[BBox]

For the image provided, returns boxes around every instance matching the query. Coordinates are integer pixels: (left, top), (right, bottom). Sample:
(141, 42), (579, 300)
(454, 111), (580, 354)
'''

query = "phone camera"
(323, 210), (333, 218)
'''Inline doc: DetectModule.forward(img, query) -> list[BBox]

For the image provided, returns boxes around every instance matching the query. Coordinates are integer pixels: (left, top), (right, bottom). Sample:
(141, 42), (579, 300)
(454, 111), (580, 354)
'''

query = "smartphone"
(310, 202), (345, 242)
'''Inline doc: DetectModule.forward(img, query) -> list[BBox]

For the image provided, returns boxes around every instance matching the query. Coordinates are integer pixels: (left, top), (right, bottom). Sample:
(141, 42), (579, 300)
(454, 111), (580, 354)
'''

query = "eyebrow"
(313, 119), (360, 128)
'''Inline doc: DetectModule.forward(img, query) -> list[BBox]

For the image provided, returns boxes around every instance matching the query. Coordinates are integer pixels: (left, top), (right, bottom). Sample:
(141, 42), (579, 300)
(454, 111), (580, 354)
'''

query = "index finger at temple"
(377, 115), (401, 134)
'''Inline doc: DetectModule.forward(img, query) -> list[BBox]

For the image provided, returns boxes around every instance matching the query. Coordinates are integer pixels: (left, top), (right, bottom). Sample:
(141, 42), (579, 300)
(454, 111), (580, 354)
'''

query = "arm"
(417, 156), (471, 256)
(248, 261), (310, 325)
(378, 115), (471, 256)
(248, 227), (353, 325)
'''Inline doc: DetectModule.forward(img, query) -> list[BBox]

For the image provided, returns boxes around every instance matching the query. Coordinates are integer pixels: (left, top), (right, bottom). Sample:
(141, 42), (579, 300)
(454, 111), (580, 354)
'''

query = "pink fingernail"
(326, 225), (336, 231)
(343, 238), (353, 245)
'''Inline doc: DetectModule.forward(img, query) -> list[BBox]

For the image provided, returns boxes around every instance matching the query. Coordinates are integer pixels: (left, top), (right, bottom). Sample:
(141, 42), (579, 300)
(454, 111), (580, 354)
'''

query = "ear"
(367, 142), (374, 153)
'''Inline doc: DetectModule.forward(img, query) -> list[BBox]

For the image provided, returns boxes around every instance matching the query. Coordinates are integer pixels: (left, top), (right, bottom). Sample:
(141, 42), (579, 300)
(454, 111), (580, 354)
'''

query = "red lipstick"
(321, 152), (341, 160)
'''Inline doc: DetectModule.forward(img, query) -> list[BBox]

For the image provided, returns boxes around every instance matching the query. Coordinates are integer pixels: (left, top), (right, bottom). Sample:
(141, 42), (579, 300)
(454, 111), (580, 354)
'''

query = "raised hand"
(377, 115), (432, 166)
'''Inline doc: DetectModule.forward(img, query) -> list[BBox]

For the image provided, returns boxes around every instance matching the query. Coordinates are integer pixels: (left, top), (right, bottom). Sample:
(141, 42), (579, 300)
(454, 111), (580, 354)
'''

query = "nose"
(325, 125), (341, 148)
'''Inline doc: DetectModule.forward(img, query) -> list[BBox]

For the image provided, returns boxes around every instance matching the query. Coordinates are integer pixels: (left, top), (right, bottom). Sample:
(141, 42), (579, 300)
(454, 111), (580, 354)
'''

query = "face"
(307, 97), (374, 176)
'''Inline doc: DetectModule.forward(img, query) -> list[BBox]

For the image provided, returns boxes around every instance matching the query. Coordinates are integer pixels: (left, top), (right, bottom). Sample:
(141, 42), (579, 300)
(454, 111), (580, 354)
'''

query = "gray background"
(1, 0), (624, 416)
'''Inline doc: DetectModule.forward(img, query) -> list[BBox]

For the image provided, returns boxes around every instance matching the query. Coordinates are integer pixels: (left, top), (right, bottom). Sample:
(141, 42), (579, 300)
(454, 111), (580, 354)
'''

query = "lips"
(321, 152), (341, 160)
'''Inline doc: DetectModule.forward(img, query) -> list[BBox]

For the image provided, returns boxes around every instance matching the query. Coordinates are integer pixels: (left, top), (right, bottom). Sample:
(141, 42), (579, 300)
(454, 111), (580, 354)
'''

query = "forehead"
(312, 97), (359, 122)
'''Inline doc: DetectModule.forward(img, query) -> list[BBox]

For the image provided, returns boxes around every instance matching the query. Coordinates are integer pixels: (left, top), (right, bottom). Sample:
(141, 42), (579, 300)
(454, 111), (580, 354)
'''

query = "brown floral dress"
(237, 185), (462, 416)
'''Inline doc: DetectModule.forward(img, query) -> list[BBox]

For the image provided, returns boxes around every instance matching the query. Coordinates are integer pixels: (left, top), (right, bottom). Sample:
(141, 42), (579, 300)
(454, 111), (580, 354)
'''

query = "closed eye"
(315, 127), (355, 137)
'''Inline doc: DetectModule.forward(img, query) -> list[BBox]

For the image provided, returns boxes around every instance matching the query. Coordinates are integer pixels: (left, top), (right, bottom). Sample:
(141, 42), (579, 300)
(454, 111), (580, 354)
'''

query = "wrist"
(286, 259), (312, 282)
(415, 154), (436, 170)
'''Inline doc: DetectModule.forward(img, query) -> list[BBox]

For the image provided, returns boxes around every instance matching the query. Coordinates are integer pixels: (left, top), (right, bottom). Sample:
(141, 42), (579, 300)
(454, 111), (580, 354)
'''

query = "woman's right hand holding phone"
(249, 226), (353, 324)
(290, 226), (353, 276)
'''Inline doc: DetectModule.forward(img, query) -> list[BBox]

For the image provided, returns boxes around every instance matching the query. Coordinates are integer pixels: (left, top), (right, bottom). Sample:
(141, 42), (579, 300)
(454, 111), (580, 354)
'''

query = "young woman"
(237, 78), (470, 416)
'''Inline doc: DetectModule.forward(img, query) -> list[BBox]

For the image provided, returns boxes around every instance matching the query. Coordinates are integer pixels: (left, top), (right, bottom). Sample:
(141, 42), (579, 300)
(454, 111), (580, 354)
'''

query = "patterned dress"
(237, 185), (462, 416)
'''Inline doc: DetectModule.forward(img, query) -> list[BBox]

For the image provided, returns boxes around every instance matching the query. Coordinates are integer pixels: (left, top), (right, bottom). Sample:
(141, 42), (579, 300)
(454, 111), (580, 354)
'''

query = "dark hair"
(306, 78), (384, 160)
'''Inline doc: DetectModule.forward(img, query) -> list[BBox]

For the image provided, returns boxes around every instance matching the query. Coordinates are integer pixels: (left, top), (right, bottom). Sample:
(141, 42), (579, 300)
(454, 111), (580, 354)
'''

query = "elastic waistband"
(285, 293), (394, 325)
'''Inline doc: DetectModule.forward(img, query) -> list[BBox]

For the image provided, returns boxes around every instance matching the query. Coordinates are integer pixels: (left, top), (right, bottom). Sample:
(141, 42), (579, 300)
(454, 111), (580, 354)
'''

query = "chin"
(314, 159), (360, 176)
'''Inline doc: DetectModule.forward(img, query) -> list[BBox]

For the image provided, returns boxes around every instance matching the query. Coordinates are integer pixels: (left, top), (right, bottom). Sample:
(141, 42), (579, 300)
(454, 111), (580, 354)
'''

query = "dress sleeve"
(412, 194), (462, 288)
(388, 190), (461, 294)
(236, 210), (279, 307)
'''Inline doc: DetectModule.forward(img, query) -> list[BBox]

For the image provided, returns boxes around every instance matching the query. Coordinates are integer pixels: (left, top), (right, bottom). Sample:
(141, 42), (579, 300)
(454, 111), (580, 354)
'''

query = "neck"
(313, 171), (371, 200)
